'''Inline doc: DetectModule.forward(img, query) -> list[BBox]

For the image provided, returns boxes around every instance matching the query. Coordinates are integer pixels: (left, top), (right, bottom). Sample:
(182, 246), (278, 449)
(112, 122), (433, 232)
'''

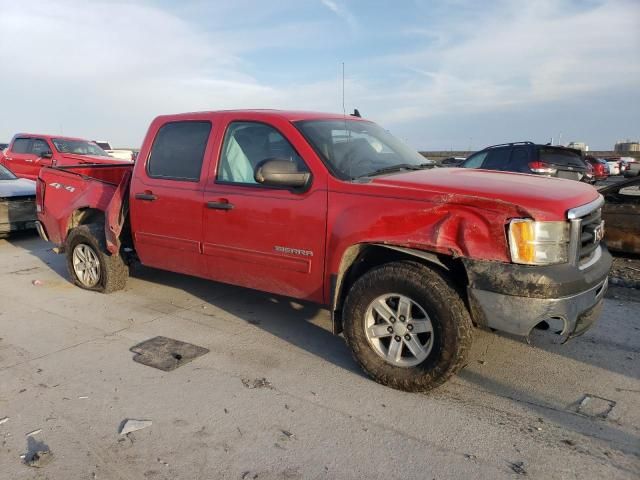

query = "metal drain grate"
(130, 336), (209, 371)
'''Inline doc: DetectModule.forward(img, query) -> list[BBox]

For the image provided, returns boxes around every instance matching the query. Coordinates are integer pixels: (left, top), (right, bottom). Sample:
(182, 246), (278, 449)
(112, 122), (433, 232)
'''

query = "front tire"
(65, 224), (128, 293)
(343, 261), (473, 392)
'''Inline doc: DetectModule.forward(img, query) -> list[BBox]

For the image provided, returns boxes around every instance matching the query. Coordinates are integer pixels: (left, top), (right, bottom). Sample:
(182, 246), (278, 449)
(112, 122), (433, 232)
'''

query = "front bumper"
(468, 277), (607, 338)
(464, 247), (612, 339)
(1, 198), (37, 234)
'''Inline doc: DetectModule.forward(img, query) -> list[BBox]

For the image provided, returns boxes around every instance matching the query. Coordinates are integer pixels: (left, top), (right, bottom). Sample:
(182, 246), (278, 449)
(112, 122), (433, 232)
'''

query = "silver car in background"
(0, 164), (37, 235)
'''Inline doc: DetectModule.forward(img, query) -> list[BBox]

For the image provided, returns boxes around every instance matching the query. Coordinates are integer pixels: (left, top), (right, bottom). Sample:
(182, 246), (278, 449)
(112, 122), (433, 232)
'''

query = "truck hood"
(0, 178), (36, 197)
(57, 153), (133, 164)
(368, 168), (600, 220)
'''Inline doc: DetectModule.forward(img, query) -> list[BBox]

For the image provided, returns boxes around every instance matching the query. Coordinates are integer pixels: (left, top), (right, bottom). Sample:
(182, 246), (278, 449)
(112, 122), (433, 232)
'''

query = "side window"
(30, 139), (51, 156)
(217, 121), (308, 185)
(461, 151), (487, 168)
(482, 148), (511, 170)
(508, 147), (531, 173)
(12, 138), (31, 154)
(147, 121), (211, 181)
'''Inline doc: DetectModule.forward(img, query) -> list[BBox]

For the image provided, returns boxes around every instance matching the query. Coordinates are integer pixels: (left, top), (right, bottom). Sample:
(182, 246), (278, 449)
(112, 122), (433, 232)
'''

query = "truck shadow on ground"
(6, 231), (364, 377)
(127, 263), (365, 377)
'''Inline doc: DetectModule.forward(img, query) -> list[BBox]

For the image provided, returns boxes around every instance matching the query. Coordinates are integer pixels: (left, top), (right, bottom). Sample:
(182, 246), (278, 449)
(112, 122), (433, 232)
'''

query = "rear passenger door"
(130, 120), (214, 278)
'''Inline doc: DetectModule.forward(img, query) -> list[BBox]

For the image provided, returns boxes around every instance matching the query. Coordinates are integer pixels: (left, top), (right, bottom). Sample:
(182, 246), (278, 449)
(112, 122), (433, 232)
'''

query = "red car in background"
(0, 134), (131, 181)
(585, 155), (609, 181)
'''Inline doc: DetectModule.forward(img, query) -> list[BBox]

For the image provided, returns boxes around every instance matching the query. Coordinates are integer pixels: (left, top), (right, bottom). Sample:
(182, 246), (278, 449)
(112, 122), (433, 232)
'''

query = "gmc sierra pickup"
(35, 110), (611, 392)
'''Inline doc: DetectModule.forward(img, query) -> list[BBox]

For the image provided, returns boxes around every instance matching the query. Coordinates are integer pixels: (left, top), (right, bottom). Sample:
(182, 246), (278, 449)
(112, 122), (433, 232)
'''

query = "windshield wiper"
(359, 163), (432, 178)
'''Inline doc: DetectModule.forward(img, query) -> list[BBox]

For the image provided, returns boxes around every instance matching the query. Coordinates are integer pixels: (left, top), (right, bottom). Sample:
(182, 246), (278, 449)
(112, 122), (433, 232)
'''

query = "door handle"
(135, 193), (157, 201)
(207, 200), (234, 210)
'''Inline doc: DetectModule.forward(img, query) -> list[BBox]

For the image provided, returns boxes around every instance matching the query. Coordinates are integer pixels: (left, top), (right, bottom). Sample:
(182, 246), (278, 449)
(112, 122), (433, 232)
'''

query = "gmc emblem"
(593, 221), (605, 244)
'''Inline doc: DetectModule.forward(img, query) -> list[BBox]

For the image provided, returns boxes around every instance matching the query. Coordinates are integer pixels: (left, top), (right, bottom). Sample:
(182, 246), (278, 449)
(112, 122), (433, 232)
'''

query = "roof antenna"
(342, 62), (346, 117)
(352, 108), (361, 118)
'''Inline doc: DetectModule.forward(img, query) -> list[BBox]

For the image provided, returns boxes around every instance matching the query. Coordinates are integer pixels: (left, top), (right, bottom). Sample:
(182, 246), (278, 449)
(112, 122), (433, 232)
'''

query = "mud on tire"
(65, 223), (128, 293)
(343, 261), (473, 392)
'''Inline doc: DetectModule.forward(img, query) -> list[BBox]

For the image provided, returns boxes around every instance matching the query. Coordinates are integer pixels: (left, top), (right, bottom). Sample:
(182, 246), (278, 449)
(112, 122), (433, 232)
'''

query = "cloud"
(368, 0), (640, 128)
(0, 0), (339, 145)
(0, 0), (637, 149)
(319, 0), (359, 32)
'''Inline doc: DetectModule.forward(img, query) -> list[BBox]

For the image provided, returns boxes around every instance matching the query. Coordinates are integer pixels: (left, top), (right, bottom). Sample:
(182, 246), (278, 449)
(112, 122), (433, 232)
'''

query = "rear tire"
(343, 261), (473, 392)
(65, 224), (128, 293)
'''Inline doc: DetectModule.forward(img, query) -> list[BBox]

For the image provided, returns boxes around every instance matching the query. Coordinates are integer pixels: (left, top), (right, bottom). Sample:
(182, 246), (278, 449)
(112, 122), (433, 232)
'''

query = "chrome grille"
(567, 196), (604, 269)
(578, 207), (602, 263)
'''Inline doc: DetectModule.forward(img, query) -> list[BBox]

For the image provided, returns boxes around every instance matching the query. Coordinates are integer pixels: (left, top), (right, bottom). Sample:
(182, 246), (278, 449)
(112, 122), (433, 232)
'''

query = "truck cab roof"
(152, 109), (369, 124)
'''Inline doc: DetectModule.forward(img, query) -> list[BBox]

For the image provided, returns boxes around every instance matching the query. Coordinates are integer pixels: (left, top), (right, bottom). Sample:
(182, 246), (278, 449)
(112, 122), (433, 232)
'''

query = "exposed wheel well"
(66, 207), (134, 258)
(68, 208), (105, 232)
(331, 244), (468, 334)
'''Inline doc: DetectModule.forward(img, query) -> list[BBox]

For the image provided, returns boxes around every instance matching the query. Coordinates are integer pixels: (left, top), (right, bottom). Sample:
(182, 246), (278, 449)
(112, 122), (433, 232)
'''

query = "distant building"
(567, 141), (589, 152)
(615, 141), (640, 153)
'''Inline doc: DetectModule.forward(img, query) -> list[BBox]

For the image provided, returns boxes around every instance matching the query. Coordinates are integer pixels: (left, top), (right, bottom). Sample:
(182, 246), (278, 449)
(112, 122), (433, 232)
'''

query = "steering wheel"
(340, 144), (371, 178)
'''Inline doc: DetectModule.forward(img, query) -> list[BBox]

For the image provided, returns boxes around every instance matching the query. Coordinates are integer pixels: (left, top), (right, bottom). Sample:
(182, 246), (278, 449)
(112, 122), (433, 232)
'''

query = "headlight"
(508, 219), (570, 265)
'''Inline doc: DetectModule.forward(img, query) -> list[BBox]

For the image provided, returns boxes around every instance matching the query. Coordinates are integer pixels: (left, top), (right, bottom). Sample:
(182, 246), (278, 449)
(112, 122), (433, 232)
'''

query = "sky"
(0, 0), (638, 150)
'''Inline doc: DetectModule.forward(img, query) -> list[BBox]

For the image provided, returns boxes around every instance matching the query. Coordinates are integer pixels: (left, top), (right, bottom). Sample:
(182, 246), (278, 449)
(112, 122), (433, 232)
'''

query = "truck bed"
(46, 163), (133, 186)
(37, 163), (133, 247)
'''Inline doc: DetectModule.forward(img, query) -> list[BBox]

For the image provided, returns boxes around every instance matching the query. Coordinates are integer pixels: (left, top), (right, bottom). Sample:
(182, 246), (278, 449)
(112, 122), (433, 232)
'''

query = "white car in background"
(94, 141), (136, 161)
(606, 158), (621, 175)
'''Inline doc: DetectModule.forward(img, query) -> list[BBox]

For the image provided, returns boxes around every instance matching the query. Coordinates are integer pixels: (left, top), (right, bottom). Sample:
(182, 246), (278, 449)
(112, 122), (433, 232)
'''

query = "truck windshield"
(295, 119), (432, 179)
(52, 139), (110, 156)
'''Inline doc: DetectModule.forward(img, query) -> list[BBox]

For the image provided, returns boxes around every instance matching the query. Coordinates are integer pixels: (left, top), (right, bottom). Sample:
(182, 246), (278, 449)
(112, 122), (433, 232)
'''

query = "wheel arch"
(54, 207), (107, 253)
(67, 207), (105, 232)
(330, 243), (468, 334)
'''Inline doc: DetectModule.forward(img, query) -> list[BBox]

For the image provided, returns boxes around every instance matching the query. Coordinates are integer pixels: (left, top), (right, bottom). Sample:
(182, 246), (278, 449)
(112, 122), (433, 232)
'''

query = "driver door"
(202, 118), (328, 302)
(29, 138), (54, 176)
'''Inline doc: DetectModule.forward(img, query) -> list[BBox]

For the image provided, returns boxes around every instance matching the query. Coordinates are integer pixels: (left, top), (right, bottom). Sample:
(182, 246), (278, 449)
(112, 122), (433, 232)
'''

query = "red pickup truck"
(35, 110), (611, 392)
(1, 133), (132, 180)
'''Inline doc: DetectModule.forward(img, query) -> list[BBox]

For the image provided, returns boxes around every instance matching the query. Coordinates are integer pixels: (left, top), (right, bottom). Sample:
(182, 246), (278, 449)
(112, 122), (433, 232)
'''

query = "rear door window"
(507, 147), (531, 173)
(539, 148), (584, 167)
(147, 121), (211, 181)
(481, 148), (511, 170)
(11, 138), (31, 154)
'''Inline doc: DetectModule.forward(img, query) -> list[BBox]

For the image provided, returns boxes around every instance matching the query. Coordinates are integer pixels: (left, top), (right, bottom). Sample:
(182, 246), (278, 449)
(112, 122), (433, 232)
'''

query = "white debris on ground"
(119, 419), (152, 435)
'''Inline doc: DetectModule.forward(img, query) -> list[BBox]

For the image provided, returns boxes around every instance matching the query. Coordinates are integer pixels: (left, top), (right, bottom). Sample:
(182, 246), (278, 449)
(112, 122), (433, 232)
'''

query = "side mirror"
(40, 151), (53, 159)
(255, 158), (311, 190)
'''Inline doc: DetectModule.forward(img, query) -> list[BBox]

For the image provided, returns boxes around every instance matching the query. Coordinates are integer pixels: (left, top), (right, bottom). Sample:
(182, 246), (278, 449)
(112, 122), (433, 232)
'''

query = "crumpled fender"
(324, 192), (532, 305)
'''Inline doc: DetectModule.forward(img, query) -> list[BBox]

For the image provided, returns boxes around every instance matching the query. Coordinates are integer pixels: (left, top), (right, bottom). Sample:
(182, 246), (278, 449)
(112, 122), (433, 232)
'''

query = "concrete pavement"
(0, 233), (638, 479)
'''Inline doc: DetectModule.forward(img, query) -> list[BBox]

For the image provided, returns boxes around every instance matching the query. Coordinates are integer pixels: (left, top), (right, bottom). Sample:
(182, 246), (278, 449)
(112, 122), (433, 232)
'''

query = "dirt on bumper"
(463, 250), (611, 338)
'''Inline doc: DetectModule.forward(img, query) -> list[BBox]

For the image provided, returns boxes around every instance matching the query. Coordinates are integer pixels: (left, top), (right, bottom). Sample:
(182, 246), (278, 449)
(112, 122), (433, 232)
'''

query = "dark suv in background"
(460, 141), (591, 182)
